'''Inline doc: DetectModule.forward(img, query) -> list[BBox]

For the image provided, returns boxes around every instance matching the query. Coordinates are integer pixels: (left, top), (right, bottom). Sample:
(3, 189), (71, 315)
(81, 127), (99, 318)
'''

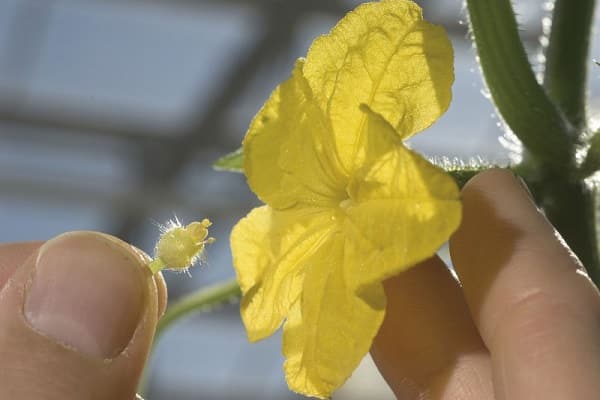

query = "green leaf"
(213, 148), (244, 172)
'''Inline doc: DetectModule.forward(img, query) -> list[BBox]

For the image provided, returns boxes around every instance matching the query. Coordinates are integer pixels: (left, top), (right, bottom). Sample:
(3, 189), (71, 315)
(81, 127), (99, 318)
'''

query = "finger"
(1, 241), (167, 320)
(0, 231), (160, 399)
(371, 256), (494, 399)
(0, 241), (42, 290)
(450, 169), (600, 399)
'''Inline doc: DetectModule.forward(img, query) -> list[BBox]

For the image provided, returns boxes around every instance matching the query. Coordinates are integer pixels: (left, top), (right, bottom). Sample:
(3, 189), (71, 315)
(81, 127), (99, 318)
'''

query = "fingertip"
(448, 169), (600, 399)
(25, 231), (147, 358)
(449, 168), (584, 331)
(126, 244), (167, 319)
(449, 169), (535, 318)
(371, 256), (490, 398)
(0, 232), (160, 399)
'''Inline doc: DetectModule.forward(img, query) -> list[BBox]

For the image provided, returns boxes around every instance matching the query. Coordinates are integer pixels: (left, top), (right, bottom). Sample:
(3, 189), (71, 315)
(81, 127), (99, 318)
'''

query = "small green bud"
(148, 218), (215, 274)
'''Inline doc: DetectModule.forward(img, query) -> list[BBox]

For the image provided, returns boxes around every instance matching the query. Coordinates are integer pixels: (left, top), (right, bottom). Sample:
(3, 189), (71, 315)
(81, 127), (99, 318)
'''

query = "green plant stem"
(543, 0), (596, 130)
(155, 279), (241, 339)
(529, 176), (600, 285)
(468, 0), (600, 286)
(580, 130), (600, 178)
(536, 0), (600, 284)
(466, 0), (574, 171)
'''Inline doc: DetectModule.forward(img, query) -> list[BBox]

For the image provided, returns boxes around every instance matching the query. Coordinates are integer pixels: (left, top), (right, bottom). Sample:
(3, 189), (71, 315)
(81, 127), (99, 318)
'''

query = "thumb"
(0, 232), (159, 399)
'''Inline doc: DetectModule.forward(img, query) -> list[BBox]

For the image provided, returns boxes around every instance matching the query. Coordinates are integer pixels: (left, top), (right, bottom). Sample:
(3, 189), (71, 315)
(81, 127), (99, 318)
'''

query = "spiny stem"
(466, 0), (574, 172)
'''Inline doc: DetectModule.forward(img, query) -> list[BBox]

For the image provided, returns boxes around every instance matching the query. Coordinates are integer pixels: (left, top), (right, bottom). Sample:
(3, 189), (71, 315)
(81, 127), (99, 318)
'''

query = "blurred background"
(0, 0), (599, 398)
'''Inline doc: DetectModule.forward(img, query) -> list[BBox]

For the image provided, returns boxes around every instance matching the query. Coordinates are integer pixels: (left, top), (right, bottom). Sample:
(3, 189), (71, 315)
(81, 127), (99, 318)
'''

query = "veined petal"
(343, 108), (461, 290)
(243, 60), (347, 210)
(303, 0), (453, 172)
(282, 233), (386, 398)
(231, 206), (336, 342)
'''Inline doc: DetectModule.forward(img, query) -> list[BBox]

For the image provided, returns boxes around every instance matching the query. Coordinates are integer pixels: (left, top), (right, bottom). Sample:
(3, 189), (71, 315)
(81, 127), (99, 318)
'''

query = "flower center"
(339, 198), (353, 210)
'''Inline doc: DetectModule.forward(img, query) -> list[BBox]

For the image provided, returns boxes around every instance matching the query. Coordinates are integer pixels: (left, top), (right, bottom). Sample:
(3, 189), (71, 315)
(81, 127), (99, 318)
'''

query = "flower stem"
(466, 0), (574, 171)
(138, 279), (241, 395)
(148, 258), (165, 275)
(155, 278), (242, 339)
(543, 0), (596, 130)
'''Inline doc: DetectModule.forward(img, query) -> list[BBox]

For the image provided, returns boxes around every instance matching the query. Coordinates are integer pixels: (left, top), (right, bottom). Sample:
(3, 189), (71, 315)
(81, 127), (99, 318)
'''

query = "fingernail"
(25, 232), (145, 358)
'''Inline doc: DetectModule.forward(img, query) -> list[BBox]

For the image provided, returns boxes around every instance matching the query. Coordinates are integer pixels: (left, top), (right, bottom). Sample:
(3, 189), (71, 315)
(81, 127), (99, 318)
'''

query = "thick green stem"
(536, 0), (600, 285)
(580, 130), (600, 178)
(543, 0), (596, 130)
(530, 176), (600, 285)
(466, 0), (574, 171)
(155, 279), (241, 339)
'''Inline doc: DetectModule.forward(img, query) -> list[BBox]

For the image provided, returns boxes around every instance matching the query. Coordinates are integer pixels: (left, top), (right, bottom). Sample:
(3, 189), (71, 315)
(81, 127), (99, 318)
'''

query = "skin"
(0, 169), (598, 399)
(372, 169), (600, 399)
(0, 235), (167, 399)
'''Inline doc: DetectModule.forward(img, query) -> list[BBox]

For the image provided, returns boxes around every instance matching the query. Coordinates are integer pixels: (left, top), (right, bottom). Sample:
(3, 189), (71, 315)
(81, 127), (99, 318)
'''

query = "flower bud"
(148, 218), (215, 274)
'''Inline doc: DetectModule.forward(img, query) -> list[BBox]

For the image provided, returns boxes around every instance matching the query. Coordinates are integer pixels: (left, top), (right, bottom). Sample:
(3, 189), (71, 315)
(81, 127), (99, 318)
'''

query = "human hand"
(371, 169), (600, 400)
(0, 232), (166, 399)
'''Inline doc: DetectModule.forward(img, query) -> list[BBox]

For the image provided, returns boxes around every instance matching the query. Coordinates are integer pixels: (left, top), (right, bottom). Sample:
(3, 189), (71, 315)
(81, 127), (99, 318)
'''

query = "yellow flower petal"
(231, 1), (460, 398)
(303, 0), (453, 172)
(282, 234), (386, 398)
(231, 206), (336, 341)
(244, 60), (347, 209)
(344, 108), (461, 289)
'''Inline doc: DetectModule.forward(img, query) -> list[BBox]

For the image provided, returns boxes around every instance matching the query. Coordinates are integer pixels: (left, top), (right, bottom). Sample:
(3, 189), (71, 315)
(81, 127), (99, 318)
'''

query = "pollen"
(148, 218), (215, 274)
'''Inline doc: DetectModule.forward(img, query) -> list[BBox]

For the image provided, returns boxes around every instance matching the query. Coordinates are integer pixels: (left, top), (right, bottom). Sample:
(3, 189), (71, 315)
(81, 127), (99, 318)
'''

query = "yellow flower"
(231, 0), (461, 397)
